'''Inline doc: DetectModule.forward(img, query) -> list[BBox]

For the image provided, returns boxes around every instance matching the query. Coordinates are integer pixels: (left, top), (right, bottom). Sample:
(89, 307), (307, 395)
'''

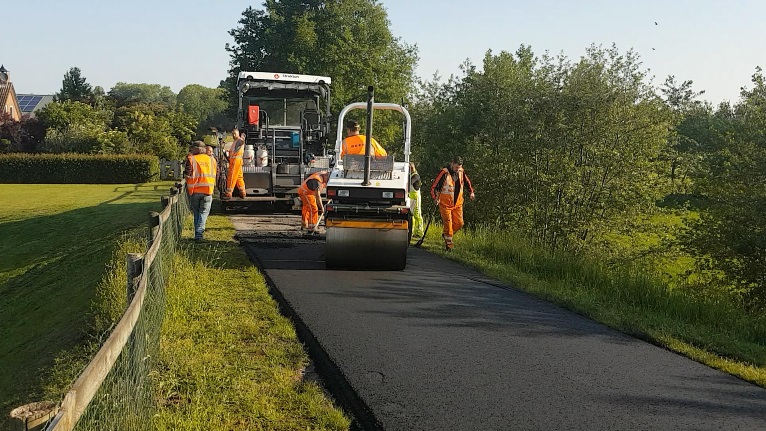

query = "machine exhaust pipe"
(362, 86), (374, 186)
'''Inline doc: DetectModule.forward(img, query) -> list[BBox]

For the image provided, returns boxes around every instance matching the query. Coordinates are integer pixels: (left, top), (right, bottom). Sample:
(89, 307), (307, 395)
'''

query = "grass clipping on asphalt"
(153, 214), (350, 430)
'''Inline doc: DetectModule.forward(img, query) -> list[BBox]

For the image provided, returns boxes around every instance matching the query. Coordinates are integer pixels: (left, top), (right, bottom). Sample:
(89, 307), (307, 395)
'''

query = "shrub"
(0, 153), (159, 183)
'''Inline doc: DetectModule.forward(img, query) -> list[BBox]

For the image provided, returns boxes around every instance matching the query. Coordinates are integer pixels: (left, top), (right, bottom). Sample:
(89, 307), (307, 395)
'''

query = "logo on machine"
(274, 73), (280, 79)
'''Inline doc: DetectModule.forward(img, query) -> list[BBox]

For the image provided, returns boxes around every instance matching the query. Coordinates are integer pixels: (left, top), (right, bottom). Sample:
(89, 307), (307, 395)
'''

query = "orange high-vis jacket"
(430, 167), (474, 207)
(299, 171), (327, 195)
(340, 135), (387, 158)
(187, 154), (217, 195)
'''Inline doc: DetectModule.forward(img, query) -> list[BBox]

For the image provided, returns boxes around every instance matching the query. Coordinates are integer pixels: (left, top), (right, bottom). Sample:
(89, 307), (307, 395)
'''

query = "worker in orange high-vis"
(339, 120), (387, 158)
(430, 155), (475, 251)
(298, 170), (330, 231)
(224, 129), (246, 198)
(186, 141), (218, 241)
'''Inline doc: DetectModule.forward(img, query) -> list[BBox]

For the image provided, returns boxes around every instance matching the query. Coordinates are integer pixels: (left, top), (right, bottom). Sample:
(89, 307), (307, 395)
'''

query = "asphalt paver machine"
(324, 87), (413, 270)
(219, 71), (333, 211)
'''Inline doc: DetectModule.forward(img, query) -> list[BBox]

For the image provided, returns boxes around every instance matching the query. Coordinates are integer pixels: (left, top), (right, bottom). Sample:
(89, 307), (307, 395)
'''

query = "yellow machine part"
(325, 218), (409, 270)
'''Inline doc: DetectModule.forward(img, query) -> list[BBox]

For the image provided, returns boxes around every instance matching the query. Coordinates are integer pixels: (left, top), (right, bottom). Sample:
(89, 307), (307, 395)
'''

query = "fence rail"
(29, 182), (188, 431)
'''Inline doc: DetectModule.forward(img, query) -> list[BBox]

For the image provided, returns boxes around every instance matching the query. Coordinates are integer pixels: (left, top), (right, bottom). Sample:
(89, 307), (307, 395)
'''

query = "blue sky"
(1, 0), (763, 105)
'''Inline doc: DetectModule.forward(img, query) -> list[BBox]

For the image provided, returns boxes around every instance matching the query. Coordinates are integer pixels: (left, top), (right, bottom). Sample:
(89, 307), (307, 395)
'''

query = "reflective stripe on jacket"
(431, 167), (469, 207)
(187, 154), (217, 195)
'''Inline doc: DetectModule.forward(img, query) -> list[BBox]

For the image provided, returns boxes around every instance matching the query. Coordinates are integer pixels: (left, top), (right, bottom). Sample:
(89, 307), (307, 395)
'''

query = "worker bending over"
(224, 129), (246, 198)
(186, 141), (217, 241)
(340, 120), (387, 158)
(298, 170), (330, 231)
(430, 156), (475, 251)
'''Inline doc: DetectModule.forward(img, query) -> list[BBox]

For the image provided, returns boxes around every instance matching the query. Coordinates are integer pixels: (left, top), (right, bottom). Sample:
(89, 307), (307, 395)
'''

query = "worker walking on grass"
(224, 129), (246, 198)
(409, 162), (424, 238)
(298, 170), (330, 231)
(340, 120), (387, 158)
(186, 141), (217, 242)
(430, 156), (475, 251)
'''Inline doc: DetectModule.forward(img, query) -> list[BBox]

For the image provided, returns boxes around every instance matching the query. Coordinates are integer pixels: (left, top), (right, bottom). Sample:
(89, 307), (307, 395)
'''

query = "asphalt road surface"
(236, 216), (766, 431)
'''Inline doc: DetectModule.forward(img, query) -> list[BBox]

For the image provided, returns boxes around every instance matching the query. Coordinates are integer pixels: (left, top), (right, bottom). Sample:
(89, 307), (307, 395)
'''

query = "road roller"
(324, 87), (413, 270)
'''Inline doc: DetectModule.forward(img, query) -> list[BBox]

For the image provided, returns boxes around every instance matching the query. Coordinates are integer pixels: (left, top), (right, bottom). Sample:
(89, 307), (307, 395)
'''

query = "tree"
(682, 67), (766, 307)
(0, 112), (45, 152)
(412, 45), (673, 251)
(177, 84), (228, 132)
(108, 83), (177, 108)
(222, 0), (418, 144)
(55, 67), (94, 103)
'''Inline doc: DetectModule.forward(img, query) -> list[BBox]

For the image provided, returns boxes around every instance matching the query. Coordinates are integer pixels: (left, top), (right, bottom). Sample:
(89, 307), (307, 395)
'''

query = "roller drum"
(325, 220), (408, 270)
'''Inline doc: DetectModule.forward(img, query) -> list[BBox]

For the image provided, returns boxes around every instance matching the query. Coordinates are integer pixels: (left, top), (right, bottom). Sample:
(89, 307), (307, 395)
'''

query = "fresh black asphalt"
(244, 241), (766, 431)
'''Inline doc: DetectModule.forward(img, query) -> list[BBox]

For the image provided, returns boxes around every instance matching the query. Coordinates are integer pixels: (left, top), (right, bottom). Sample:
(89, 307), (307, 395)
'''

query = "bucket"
(243, 145), (255, 166)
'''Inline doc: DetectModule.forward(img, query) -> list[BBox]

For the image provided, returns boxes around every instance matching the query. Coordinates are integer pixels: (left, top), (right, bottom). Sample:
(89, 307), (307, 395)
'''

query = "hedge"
(0, 153), (160, 184)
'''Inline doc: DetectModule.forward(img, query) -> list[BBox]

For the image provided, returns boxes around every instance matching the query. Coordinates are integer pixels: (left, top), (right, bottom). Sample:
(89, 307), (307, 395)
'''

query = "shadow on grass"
(0, 198), (166, 427)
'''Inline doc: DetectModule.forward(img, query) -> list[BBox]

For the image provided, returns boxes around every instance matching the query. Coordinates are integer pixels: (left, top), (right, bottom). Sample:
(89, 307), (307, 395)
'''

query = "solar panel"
(17, 95), (44, 112)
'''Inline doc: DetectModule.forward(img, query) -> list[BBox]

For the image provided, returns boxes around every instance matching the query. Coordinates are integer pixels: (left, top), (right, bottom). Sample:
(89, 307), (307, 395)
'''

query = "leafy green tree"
(37, 100), (112, 133)
(413, 45), (673, 251)
(682, 67), (766, 306)
(222, 0), (418, 146)
(55, 67), (94, 103)
(108, 83), (177, 108)
(112, 104), (183, 159)
(177, 84), (228, 133)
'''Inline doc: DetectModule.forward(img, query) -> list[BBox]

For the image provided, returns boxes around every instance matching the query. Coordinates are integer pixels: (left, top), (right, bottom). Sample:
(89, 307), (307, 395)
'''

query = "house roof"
(17, 94), (54, 113)
(0, 82), (16, 107)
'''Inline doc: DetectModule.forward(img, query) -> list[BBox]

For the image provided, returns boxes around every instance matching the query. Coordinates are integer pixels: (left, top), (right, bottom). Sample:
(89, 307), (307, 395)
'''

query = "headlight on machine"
(382, 191), (394, 198)
(338, 190), (350, 197)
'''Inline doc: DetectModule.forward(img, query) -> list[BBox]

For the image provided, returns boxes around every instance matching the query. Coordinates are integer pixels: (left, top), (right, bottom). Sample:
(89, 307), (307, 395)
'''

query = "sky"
(1, 0), (764, 106)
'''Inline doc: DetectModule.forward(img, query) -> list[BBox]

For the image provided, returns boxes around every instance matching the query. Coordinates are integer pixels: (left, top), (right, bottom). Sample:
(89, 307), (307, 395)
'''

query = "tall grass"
(423, 224), (766, 386)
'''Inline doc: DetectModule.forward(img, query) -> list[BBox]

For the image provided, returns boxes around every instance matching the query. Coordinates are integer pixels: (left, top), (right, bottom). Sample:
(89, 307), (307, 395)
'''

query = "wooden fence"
(9, 183), (187, 431)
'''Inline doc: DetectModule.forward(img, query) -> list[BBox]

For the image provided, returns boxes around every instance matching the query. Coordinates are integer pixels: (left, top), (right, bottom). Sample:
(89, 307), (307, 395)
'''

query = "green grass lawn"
(0, 183), (174, 427)
(153, 213), (350, 430)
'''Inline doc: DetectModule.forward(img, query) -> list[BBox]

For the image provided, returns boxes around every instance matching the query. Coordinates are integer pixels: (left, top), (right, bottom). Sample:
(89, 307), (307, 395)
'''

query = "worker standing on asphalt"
(186, 141), (217, 241)
(298, 170), (331, 231)
(430, 156), (475, 251)
(409, 162), (424, 239)
(340, 120), (387, 158)
(224, 129), (246, 198)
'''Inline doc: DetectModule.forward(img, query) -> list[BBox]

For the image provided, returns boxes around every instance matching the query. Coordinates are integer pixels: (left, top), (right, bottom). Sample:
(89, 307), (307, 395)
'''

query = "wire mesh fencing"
(41, 183), (189, 431)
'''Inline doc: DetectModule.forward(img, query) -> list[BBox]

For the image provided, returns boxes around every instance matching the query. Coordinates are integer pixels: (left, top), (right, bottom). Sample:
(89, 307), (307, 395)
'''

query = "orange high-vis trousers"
(225, 158), (245, 198)
(299, 189), (319, 229)
(439, 204), (464, 249)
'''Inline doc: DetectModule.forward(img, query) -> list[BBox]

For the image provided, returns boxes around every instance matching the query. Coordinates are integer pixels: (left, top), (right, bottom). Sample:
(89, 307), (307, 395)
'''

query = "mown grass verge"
(152, 213), (350, 430)
(0, 183), (173, 429)
(417, 224), (766, 387)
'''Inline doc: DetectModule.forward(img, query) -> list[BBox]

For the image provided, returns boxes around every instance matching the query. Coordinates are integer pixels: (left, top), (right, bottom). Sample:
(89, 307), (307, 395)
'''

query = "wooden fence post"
(161, 196), (170, 208)
(126, 253), (143, 306)
(148, 212), (161, 245)
(9, 401), (58, 431)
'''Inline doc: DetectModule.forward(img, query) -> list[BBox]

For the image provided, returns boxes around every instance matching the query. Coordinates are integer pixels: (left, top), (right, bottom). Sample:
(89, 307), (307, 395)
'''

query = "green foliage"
(113, 104), (188, 159)
(176, 84), (228, 134)
(56, 67), (94, 104)
(222, 0), (418, 143)
(680, 67), (766, 306)
(0, 153), (158, 183)
(413, 45), (673, 251)
(37, 100), (112, 133)
(108, 82), (177, 108)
